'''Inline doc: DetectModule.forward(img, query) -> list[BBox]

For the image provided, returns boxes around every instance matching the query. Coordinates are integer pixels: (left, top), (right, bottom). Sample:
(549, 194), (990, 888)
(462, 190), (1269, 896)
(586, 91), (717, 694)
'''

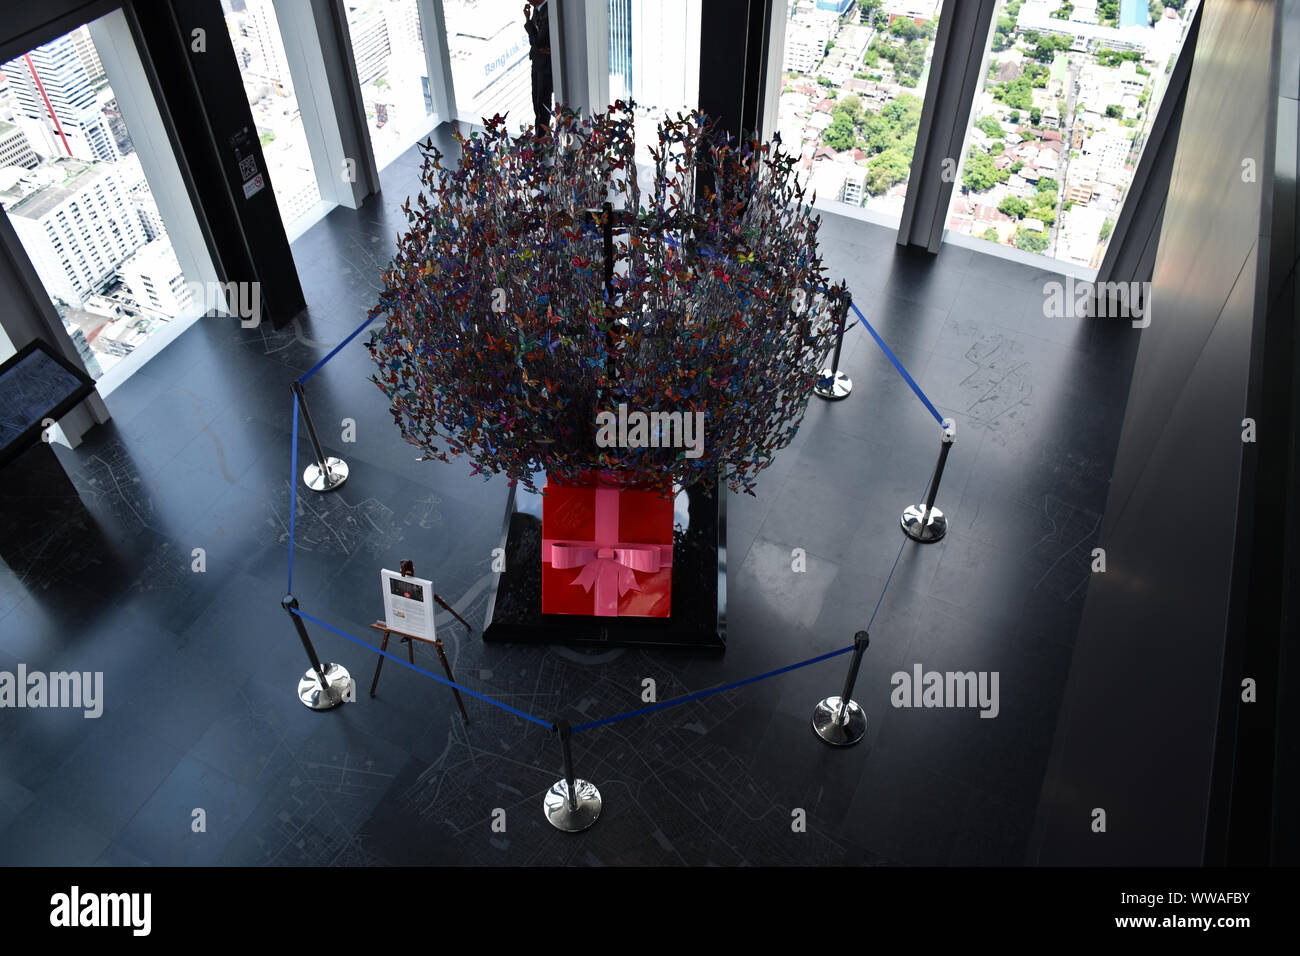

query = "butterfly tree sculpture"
(366, 102), (850, 496)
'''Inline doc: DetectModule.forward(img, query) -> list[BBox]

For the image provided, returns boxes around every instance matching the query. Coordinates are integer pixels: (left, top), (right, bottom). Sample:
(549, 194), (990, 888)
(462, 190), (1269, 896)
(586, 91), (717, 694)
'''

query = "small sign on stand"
(381, 565), (436, 641)
(370, 559), (473, 724)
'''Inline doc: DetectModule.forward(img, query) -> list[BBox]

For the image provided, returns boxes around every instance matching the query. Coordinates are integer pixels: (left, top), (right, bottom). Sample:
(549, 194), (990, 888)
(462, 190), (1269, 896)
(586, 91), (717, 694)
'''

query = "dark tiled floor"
(0, 127), (1139, 866)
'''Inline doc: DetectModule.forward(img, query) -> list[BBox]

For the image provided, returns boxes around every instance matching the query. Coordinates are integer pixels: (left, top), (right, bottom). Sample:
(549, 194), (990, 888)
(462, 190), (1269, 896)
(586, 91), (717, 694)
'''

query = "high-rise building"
(70, 25), (105, 85)
(610, 0), (633, 102)
(346, 2), (392, 87)
(1119, 0), (1149, 28)
(444, 0), (531, 128)
(64, 320), (103, 377)
(629, 0), (699, 114)
(119, 236), (192, 318)
(0, 119), (38, 169)
(842, 165), (868, 205)
(98, 91), (133, 158)
(2, 34), (120, 164)
(783, 10), (836, 75)
(0, 158), (146, 308)
(242, 0), (294, 94)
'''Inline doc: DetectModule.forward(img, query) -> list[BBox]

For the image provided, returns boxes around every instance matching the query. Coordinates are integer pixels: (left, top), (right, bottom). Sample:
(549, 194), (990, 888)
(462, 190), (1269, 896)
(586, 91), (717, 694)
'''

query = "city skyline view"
(0, 1), (1203, 397)
(0, 24), (197, 385)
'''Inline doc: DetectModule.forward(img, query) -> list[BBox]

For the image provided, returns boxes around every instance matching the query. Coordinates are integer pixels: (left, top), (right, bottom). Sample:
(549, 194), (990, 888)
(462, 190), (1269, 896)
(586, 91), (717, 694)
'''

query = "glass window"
(344, 0), (435, 169)
(773, 0), (943, 219)
(222, 0), (324, 232)
(608, 0), (701, 166)
(944, 0), (1199, 266)
(1, 23), (204, 383)
(444, 0), (533, 131)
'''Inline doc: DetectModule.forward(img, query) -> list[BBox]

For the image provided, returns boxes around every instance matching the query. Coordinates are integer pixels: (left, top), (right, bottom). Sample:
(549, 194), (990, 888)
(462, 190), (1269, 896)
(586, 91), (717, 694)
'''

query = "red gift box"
(541, 473), (674, 617)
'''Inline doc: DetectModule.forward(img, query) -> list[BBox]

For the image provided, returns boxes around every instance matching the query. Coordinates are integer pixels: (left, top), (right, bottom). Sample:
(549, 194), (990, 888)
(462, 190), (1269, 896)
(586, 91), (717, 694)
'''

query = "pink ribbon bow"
(542, 485), (673, 616)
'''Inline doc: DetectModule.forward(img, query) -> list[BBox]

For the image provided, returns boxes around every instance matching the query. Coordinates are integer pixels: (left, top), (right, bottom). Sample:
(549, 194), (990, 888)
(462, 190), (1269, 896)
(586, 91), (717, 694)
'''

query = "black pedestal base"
(483, 476), (726, 650)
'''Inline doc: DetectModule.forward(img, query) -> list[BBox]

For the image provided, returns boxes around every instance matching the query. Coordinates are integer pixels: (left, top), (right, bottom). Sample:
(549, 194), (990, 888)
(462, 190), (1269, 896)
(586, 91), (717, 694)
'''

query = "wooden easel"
(369, 559), (472, 725)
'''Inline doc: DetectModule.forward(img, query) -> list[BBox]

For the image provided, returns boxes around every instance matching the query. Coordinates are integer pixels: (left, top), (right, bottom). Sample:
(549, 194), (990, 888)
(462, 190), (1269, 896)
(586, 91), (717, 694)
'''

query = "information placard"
(380, 568), (436, 641)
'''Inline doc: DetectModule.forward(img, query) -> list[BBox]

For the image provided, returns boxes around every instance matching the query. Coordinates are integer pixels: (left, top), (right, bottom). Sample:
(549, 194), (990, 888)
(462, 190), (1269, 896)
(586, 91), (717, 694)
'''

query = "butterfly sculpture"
(366, 103), (849, 496)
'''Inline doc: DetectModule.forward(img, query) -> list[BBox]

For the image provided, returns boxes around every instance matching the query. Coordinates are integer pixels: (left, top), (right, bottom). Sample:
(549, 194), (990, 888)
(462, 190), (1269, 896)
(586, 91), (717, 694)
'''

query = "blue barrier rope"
(866, 464), (942, 630)
(849, 301), (945, 427)
(278, 225), (936, 740)
(569, 644), (856, 733)
(870, 537), (909, 633)
(288, 392), (299, 595)
(298, 310), (381, 383)
(289, 606), (554, 729)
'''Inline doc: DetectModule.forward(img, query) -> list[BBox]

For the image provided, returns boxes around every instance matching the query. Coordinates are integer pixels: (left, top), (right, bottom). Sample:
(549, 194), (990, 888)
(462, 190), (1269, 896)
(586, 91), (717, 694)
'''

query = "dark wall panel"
(1031, 0), (1278, 864)
(0, 0), (114, 62)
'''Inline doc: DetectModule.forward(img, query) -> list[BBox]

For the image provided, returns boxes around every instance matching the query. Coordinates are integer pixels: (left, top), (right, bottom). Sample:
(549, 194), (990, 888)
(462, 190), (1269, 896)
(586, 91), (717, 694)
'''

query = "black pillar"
(696, 0), (774, 205)
(126, 0), (306, 328)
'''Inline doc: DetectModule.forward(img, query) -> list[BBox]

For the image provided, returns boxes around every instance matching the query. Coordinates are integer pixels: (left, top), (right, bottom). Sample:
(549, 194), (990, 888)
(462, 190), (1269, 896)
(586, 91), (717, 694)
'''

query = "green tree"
(1023, 63), (1050, 87)
(823, 114), (857, 151)
(1008, 109), (1021, 123)
(983, 226), (1001, 241)
(866, 148), (912, 194)
(1096, 48), (1141, 67)
(975, 114), (1005, 138)
(962, 148), (999, 192)
(1010, 159), (1025, 173)
(858, 0), (882, 22)
(1100, 217), (1115, 240)
(999, 195), (1030, 218)
(1030, 107), (1042, 125)
(1105, 104), (1123, 118)
(890, 18), (923, 41)
(1029, 201), (1056, 226)
(833, 94), (863, 126)
(994, 77), (1035, 110)
(1015, 228), (1050, 253)
(1031, 34), (1070, 63)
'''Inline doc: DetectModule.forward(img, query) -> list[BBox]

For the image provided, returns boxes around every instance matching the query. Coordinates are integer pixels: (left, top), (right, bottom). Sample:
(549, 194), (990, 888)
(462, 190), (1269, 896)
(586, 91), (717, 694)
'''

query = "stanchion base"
(543, 779), (602, 832)
(298, 663), (351, 710)
(304, 458), (348, 492)
(812, 696), (867, 746)
(814, 369), (853, 400)
(901, 504), (946, 542)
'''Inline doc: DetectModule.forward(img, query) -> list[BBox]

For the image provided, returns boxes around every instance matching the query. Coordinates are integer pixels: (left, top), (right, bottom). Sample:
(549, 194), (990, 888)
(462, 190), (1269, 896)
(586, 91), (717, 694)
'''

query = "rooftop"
(3, 158), (111, 220)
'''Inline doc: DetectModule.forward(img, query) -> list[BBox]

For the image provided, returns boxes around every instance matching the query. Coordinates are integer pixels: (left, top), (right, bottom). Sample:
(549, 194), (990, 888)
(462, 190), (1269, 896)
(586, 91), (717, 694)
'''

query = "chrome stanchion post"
(813, 631), (870, 746)
(901, 417), (955, 543)
(282, 594), (352, 710)
(291, 380), (348, 492)
(814, 297), (852, 400)
(543, 719), (601, 831)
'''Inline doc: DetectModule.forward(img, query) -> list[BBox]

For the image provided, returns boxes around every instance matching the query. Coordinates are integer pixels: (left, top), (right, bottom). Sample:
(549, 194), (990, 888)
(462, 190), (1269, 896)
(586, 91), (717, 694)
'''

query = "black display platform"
(0, 339), (97, 469)
(483, 476), (726, 650)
